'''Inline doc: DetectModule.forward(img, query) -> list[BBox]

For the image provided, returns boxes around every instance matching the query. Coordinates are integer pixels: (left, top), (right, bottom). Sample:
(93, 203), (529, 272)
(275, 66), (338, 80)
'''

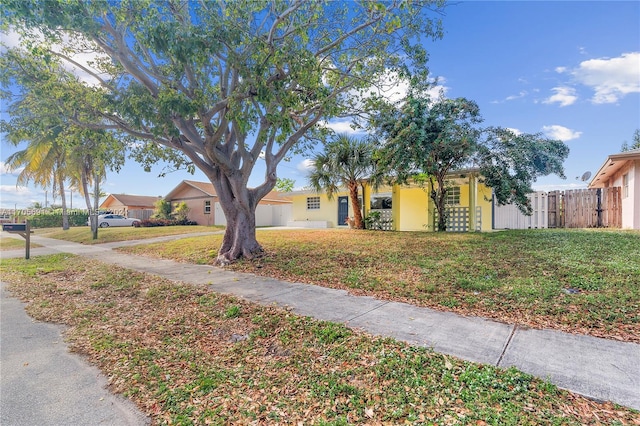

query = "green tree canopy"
(3, 0), (446, 263)
(373, 95), (569, 230)
(0, 47), (126, 234)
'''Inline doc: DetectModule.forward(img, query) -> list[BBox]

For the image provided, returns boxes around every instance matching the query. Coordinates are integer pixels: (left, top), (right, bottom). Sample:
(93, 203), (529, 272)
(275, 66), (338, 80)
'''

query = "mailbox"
(3, 223), (27, 232)
(2, 222), (31, 259)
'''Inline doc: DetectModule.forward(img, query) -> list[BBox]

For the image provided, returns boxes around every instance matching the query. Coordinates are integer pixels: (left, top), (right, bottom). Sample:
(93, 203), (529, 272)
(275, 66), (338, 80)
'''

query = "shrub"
(152, 199), (172, 219)
(172, 201), (190, 222)
(18, 211), (89, 228)
(140, 218), (173, 227)
(139, 218), (198, 227)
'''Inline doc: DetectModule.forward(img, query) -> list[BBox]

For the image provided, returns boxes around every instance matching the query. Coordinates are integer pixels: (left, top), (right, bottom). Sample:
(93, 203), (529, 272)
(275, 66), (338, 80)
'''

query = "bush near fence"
(16, 210), (89, 228)
(139, 218), (198, 227)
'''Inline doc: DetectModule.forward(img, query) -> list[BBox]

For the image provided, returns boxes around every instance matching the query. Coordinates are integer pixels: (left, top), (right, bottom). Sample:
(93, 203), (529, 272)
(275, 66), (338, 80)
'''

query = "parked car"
(88, 214), (141, 228)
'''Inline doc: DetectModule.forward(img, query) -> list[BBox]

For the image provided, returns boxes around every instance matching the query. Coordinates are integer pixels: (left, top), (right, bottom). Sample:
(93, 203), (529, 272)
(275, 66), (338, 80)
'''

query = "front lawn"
(1, 254), (637, 424)
(121, 228), (640, 343)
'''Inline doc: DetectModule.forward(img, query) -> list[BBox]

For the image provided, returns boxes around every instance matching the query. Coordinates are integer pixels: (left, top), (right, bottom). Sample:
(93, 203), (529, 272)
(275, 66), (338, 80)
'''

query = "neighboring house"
(164, 180), (292, 226)
(289, 169), (493, 232)
(588, 149), (640, 229)
(99, 194), (161, 220)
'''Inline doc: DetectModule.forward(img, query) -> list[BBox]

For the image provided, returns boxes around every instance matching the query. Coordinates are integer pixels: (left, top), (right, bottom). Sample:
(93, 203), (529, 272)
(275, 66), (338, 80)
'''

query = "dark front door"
(338, 196), (349, 226)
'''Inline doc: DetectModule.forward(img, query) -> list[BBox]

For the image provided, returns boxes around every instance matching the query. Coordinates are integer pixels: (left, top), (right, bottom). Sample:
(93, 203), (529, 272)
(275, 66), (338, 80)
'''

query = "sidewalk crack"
(347, 301), (390, 322)
(496, 324), (517, 367)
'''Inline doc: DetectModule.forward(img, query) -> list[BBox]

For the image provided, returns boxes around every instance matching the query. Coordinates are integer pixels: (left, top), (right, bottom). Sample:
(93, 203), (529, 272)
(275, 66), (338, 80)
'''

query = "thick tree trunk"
(209, 170), (274, 265)
(348, 181), (364, 229)
(216, 204), (263, 265)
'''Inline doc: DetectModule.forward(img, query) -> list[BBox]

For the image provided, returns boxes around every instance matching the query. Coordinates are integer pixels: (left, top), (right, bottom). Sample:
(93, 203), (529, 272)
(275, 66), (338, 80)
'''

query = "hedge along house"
(588, 149), (640, 229)
(99, 194), (161, 220)
(164, 180), (292, 226)
(288, 169), (493, 232)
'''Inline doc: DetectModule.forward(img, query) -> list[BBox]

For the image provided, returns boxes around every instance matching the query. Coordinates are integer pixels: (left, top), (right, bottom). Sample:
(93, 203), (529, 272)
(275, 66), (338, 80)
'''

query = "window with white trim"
(623, 174), (629, 199)
(306, 196), (320, 210)
(445, 186), (461, 205)
(204, 200), (211, 214)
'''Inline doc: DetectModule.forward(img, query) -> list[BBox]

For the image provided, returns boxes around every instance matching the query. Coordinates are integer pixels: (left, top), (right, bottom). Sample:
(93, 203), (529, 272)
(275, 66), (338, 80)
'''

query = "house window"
(370, 193), (392, 210)
(445, 186), (461, 205)
(204, 200), (211, 214)
(623, 174), (629, 199)
(307, 196), (320, 210)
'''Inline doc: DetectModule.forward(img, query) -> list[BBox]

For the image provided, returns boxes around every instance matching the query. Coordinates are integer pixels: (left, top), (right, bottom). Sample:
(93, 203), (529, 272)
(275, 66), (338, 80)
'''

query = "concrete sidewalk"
(2, 231), (639, 412)
(0, 281), (149, 425)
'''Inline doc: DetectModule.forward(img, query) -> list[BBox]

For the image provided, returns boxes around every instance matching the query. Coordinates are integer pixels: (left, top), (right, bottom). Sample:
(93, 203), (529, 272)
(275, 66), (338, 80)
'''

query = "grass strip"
(0, 235), (41, 251)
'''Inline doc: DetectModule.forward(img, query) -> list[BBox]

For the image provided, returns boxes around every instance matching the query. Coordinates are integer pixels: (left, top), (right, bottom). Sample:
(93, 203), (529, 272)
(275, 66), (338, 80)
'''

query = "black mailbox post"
(2, 221), (32, 259)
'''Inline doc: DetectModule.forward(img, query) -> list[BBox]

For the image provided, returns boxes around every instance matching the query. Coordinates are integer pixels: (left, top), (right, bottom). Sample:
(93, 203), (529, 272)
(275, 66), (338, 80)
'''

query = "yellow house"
(289, 169), (493, 232)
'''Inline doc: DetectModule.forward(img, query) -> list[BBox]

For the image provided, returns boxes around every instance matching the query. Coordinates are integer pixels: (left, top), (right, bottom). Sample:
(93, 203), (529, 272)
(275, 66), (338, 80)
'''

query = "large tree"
(308, 134), (380, 229)
(4, 127), (72, 228)
(3, 0), (445, 263)
(374, 95), (569, 230)
(0, 48), (126, 235)
(375, 96), (482, 230)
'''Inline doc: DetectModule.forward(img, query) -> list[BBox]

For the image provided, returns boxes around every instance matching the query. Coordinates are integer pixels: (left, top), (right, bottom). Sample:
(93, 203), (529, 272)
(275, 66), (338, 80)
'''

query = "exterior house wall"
(616, 160), (639, 229)
(100, 198), (126, 214)
(290, 191), (350, 228)
(393, 186), (430, 231)
(597, 159), (639, 229)
(289, 177), (493, 232)
(632, 160), (640, 229)
(168, 186), (216, 226)
(589, 151), (640, 230)
(99, 195), (158, 220)
(392, 180), (492, 232)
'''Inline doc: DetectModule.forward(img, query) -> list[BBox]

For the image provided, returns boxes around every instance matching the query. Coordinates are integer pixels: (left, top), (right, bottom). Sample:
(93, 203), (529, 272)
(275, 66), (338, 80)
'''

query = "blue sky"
(1, 1), (639, 210)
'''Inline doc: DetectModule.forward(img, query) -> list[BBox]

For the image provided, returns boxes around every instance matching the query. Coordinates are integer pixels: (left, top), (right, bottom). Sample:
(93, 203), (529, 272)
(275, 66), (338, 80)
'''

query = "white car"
(89, 214), (141, 228)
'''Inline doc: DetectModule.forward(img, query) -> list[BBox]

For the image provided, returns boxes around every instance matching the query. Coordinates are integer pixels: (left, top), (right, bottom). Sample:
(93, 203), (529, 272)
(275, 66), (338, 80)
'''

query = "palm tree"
(5, 131), (72, 230)
(308, 134), (380, 229)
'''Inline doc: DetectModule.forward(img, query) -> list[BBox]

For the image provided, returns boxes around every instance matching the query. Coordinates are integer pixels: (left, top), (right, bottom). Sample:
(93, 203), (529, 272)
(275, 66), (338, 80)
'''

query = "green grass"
(1, 254), (637, 424)
(121, 228), (640, 342)
(37, 225), (221, 244)
(0, 234), (41, 250)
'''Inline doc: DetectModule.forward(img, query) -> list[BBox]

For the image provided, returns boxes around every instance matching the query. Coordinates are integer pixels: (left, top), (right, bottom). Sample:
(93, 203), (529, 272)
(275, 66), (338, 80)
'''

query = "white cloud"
(542, 125), (582, 141)
(318, 119), (366, 136)
(1, 27), (110, 87)
(555, 66), (568, 73)
(296, 159), (315, 175)
(572, 52), (640, 104)
(0, 162), (23, 176)
(0, 184), (31, 195)
(543, 87), (578, 107)
(505, 91), (527, 101)
(0, 28), (22, 50)
(506, 128), (522, 136)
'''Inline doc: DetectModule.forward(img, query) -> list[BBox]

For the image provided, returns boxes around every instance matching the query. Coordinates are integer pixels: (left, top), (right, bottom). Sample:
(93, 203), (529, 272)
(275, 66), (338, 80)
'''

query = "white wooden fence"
(493, 191), (548, 229)
(214, 203), (292, 227)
